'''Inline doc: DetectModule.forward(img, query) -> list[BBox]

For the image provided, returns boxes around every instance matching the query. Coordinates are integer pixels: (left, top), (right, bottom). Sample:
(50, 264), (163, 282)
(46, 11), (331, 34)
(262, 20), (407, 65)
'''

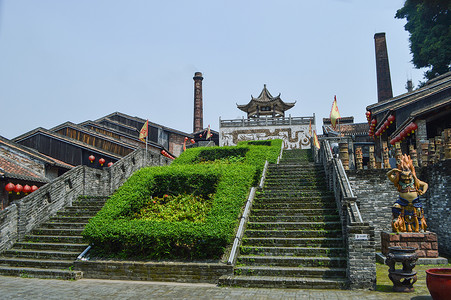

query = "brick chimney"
(193, 72), (203, 133)
(374, 33), (393, 102)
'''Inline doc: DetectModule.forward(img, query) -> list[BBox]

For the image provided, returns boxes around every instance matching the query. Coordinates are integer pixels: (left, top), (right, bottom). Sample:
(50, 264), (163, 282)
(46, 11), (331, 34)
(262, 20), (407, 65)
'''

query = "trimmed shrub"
(83, 139), (282, 260)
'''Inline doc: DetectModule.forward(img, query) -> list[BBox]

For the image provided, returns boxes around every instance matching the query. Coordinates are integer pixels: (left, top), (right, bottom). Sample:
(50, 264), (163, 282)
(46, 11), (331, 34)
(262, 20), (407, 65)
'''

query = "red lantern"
(408, 122), (418, 133)
(99, 158), (105, 166)
(190, 139), (195, 144)
(23, 185), (31, 195)
(390, 139), (396, 145)
(388, 115), (395, 123)
(89, 155), (95, 163)
(14, 184), (23, 195)
(371, 119), (377, 126)
(400, 130), (407, 139)
(5, 182), (15, 194)
(107, 162), (113, 167)
(384, 120), (390, 128)
(31, 185), (38, 192)
(395, 135), (401, 142)
(184, 137), (189, 141)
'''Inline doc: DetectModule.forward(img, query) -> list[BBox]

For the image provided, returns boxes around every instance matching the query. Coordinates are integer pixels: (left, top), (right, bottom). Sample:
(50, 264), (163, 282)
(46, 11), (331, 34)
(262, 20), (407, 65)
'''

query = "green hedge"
(83, 139), (282, 260)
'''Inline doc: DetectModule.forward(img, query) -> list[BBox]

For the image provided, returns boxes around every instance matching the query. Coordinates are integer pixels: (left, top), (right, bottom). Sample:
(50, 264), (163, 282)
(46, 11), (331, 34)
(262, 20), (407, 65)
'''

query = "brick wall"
(75, 260), (232, 284)
(0, 204), (18, 251)
(168, 133), (185, 158)
(420, 159), (451, 256)
(346, 169), (398, 250)
(0, 148), (171, 253)
(347, 224), (376, 289)
(0, 145), (46, 177)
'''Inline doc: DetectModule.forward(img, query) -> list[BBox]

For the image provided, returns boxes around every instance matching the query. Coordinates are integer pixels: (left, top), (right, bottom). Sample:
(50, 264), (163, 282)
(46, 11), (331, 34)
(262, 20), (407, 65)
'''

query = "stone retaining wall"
(346, 169), (398, 251)
(74, 260), (233, 284)
(0, 149), (171, 253)
(420, 159), (451, 257)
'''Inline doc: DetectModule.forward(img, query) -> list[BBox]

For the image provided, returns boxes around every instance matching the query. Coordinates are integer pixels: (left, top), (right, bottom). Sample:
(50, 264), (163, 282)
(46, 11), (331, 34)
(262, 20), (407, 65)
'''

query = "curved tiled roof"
(237, 85), (296, 113)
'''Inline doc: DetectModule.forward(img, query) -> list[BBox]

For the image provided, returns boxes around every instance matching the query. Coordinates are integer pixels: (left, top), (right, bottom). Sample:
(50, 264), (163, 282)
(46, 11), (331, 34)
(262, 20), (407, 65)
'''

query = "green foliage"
(135, 193), (213, 223)
(83, 139), (282, 260)
(196, 147), (249, 162)
(396, 0), (451, 80)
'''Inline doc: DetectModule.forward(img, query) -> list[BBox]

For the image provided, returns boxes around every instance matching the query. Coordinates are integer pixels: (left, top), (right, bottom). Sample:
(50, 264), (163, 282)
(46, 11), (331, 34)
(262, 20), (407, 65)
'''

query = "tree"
(396, 0), (451, 81)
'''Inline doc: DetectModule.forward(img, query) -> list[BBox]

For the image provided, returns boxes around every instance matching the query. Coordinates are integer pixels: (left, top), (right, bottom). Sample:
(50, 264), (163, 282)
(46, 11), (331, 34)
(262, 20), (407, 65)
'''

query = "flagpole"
(145, 135), (148, 163)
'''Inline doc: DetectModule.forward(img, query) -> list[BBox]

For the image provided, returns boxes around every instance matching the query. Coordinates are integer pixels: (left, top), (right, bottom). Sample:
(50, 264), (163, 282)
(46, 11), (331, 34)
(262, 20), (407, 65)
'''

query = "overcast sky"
(0, 0), (425, 139)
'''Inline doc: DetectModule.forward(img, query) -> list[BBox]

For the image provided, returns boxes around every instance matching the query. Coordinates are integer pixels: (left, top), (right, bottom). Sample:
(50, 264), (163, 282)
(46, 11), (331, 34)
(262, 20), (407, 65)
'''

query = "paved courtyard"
(0, 276), (431, 300)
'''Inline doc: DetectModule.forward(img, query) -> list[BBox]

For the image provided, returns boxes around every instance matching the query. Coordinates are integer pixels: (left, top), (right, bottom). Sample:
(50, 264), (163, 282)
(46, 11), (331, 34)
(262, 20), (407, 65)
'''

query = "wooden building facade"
(12, 112), (191, 169)
(366, 72), (451, 167)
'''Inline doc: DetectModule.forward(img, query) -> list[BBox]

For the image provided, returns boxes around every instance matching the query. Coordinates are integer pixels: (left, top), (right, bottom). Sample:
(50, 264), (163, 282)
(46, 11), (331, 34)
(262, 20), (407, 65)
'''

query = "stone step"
(39, 222), (87, 230)
(248, 215), (340, 223)
(234, 265), (347, 278)
(263, 183), (328, 189)
(247, 221), (341, 231)
(218, 275), (346, 289)
(3, 249), (80, 260)
(63, 206), (105, 213)
(0, 257), (75, 269)
(25, 235), (84, 243)
(72, 199), (107, 206)
(30, 228), (84, 236)
(0, 266), (82, 280)
(242, 237), (344, 247)
(49, 216), (92, 223)
(267, 165), (322, 170)
(253, 195), (335, 203)
(267, 167), (326, 178)
(251, 202), (336, 210)
(237, 255), (347, 268)
(12, 242), (87, 252)
(259, 187), (332, 193)
(55, 210), (99, 217)
(250, 208), (338, 217)
(264, 177), (327, 183)
(244, 229), (343, 239)
(265, 174), (325, 184)
(257, 191), (333, 197)
(239, 246), (345, 257)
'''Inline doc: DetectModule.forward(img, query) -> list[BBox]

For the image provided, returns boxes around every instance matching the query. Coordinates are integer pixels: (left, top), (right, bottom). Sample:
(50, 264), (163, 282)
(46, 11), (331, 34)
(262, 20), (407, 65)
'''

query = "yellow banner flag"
(313, 130), (320, 149)
(330, 95), (341, 130)
(206, 125), (212, 139)
(139, 120), (149, 142)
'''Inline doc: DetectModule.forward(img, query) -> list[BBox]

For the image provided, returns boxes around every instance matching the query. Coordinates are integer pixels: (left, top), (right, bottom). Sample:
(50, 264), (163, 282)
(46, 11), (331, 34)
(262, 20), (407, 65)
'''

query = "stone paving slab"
(0, 276), (431, 300)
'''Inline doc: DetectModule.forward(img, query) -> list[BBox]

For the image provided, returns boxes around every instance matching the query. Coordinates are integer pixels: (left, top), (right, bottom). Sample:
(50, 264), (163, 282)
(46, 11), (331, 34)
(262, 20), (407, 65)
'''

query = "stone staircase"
(220, 149), (347, 289)
(0, 196), (106, 279)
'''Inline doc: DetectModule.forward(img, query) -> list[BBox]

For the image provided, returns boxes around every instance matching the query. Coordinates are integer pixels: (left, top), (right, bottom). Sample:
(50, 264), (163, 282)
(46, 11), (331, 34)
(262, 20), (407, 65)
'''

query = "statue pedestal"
(381, 231), (438, 258)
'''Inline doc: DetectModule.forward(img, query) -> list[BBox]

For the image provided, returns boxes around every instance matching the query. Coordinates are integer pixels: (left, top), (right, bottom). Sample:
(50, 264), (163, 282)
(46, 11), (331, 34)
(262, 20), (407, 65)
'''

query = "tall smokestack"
(374, 33), (393, 102)
(193, 72), (203, 133)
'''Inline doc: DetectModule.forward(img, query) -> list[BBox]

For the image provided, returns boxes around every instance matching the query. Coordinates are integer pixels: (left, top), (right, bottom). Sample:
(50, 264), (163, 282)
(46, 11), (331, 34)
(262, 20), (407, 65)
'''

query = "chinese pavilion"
(237, 84), (296, 118)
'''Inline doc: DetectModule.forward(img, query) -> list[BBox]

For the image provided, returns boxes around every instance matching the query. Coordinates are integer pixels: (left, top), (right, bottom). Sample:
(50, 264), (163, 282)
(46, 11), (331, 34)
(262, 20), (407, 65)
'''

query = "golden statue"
(386, 154), (428, 233)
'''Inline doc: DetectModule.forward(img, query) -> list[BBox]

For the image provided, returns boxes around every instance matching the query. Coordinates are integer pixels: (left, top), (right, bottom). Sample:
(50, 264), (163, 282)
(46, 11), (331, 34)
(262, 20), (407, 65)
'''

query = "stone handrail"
(314, 138), (376, 290)
(277, 141), (284, 165)
(220, 116), (314, 128)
